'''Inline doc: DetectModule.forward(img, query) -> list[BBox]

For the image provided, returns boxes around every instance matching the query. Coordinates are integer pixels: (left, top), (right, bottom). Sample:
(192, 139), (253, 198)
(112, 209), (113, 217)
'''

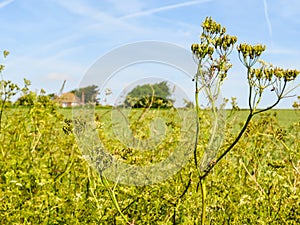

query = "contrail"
(263, 0), (273, 40)
(121, 0), (212, 19)
(0, 0), (14, 8)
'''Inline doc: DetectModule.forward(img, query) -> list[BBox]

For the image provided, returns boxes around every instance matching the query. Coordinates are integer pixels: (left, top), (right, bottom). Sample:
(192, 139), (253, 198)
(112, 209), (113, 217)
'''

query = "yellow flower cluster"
(250, 66), (299, 81)
(214, 35), (237, 52)
(237, 44), (266, 67)
(191, 43), (214, 59)
(201, 16), (226, 35)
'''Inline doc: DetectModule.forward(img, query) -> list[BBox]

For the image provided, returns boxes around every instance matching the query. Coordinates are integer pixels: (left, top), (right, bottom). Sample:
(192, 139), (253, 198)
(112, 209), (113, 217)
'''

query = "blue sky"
(0, 0), (300, 108)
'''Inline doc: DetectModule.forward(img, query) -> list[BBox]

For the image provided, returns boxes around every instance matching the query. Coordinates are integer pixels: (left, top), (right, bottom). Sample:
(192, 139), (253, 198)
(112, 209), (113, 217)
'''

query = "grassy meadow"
(0, 103), (299, 224)
(60, 107), (300, 125)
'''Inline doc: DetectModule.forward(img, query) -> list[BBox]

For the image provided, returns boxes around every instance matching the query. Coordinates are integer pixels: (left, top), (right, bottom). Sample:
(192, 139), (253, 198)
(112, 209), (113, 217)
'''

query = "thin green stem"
(254, 80), (287, 115)
(204, 77), (221, 158)
(0, 94), (7, 131)
(100, 175), (130, 224)
(200, 78), (288, 179)
(194, 63), (208, 224)
(200, 111), (253, 179)
(194, 62), (203, 172)
(200, 178), (207, 225)
(247, 68), (254, 112)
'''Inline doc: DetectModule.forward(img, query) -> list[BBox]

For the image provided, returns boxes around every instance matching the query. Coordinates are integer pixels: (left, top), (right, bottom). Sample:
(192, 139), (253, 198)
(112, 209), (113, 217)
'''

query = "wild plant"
(191, 17), (300, 224)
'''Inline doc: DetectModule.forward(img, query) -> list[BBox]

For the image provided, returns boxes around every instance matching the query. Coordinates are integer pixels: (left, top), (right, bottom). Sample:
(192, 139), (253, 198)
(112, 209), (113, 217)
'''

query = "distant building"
(56, 92), (82, 107)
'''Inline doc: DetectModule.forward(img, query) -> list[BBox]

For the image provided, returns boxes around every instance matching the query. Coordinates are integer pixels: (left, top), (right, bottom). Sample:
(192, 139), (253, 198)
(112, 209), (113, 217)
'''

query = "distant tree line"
(124, 81), (174, 108)
(14, 85), (100, 106)
(71, 85), (99, 104)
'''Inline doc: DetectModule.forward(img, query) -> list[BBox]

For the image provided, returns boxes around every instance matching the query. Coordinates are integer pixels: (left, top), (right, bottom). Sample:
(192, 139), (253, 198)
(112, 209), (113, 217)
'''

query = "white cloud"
(6, 54), (87, 92)
(121, 0), (213, 20)
(263, 0), (273, 40)
(0, 0), (14, 9)
(106, 0), (144, 14)
(56, 0), (137, 31)
(45, 73), (72, 81)
(53, 0), (204, 47)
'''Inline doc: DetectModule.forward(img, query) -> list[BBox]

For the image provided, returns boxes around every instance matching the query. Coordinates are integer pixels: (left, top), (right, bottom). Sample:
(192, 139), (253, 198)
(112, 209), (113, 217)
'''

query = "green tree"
(72, 85), (99, 104)
(15, 91), (35, 106)
(124, 81), (173, 108)
(15, 90), (54, 108)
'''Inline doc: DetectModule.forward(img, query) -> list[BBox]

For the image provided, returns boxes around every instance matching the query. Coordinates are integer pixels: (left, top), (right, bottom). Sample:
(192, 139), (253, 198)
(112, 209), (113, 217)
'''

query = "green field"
(1, 104), (299, 224)
(59, 107), (300, 123)
(232, 109), (299, 128)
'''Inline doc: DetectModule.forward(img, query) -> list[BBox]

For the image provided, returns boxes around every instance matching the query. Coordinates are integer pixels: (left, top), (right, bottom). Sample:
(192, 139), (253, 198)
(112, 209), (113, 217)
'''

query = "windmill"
(58, 80), (66, 96)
